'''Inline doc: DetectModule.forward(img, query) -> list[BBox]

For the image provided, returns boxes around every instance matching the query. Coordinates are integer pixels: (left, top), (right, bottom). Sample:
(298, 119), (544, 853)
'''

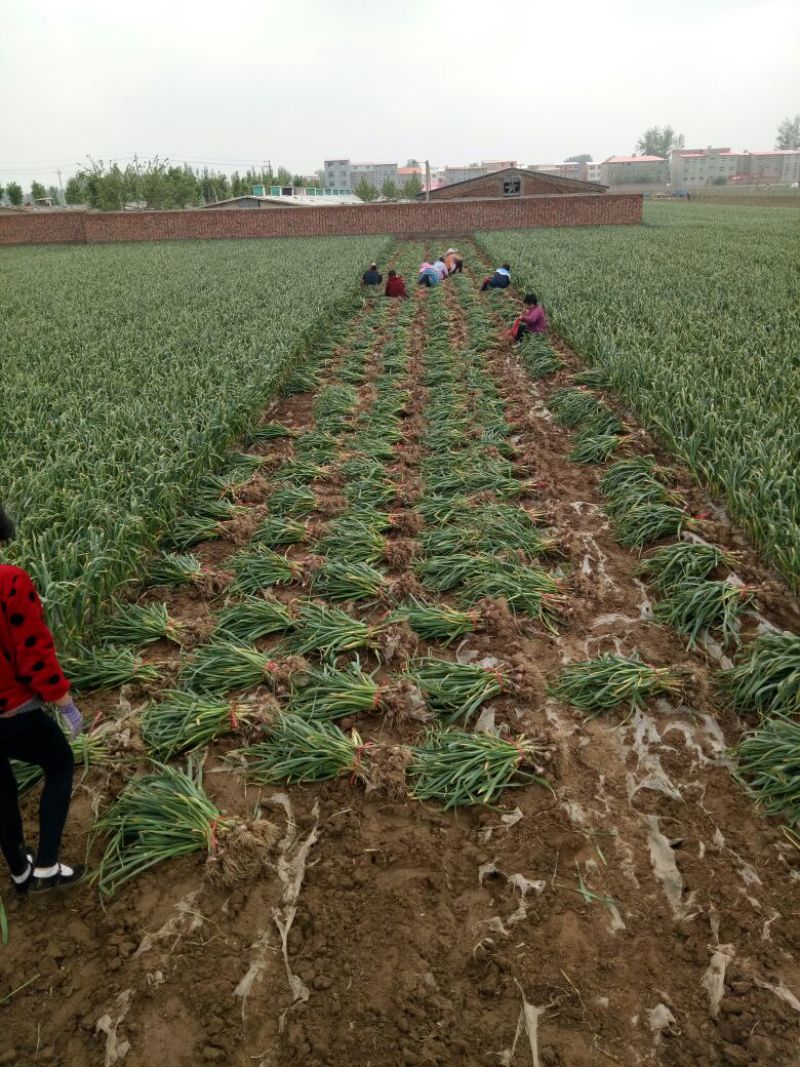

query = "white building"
(527, 162), (582, 181)
(671, 147), (800, 187)
(323, 159), (398, 192)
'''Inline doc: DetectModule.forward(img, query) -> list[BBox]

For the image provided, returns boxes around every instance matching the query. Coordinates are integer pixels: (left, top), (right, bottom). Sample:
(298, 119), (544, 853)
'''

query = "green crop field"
(0, 236), (388, 645)
(5, 217), (800, 1066)
(478, 203), (800, 585)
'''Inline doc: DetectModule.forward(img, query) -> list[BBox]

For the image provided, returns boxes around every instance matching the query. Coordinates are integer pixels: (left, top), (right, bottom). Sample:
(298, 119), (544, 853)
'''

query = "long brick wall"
(0, 194), (642, 247)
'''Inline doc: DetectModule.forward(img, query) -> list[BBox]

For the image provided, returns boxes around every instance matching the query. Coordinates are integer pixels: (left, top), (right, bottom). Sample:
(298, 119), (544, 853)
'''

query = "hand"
(58, 698), (84, 739)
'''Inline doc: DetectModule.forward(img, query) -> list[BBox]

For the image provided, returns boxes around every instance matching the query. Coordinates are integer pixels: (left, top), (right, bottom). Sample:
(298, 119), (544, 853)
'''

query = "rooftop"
(718, 149), (800, 157)
(604, 155), (666, 164)
(204, 193), (362, 209)
(676, 148), (800, 158)
(677, 147), (731, 155)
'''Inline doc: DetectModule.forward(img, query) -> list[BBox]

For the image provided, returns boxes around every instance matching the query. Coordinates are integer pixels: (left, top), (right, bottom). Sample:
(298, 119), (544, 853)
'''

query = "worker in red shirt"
(0, 506), (85, 894)
(384, 269), (407, 298)
(509, 293), (549, 343)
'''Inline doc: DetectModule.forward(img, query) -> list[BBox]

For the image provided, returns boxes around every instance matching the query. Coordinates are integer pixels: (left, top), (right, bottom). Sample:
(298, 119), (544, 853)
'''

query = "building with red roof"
(600, 156), (669, 186)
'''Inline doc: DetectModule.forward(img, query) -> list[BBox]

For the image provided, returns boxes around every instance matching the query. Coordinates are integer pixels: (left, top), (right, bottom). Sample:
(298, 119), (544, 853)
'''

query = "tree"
(6, 181), (23, 206)
(776, 114), (800, 150)
(31, 181), (46, 201)
(0, 185), (4, 202)
(229, 171), (248, 197)
(565, 154), (592, 163)
(137, 159), (201, 209)
(402, 175), (424, 199)
(354, 177), (378, 203)
(46, 185), (60, 204)
(406, 158), (420, 167)
(380, 177), (399, 199)
(275, 166), (293, 187)
(635, 126), (684, 158)
(65, 174), (88, 204)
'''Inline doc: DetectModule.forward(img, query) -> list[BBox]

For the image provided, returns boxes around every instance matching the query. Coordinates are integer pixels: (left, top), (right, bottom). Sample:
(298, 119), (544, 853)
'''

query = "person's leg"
(0, 753), (27, 877)
(480, 277), (490, 291)
(4, 710), (74, 868)
(515, 323), (530, 344)
(455, 259), (463, 273)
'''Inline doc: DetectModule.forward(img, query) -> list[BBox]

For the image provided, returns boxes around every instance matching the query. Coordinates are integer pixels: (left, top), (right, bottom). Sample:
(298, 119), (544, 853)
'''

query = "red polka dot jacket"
(0, 564), (70, 716)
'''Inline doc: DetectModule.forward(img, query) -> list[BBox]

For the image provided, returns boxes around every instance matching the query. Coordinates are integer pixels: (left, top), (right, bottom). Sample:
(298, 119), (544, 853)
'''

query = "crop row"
(0, 235), (389, 647)
(491, 254), (800, 838)
(477, 205), (800, 585)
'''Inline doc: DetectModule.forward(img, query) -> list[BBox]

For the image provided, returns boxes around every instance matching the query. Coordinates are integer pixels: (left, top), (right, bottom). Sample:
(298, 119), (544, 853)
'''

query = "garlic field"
(0, 235), (388, 647)
(2, 213), (800, 1067)
(479, 204), (800, 585)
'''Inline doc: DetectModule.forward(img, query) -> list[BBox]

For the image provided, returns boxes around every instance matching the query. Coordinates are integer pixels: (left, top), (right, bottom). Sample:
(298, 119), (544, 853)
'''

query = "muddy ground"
(2, 241), (800, 1067)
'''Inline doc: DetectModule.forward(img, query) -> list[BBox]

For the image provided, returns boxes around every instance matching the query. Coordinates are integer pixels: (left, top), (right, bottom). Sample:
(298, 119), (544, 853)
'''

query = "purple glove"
(59, 698), (84, 739)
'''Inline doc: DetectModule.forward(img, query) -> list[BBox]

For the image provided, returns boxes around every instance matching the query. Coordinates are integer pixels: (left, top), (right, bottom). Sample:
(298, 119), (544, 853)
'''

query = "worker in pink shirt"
(509, 293), (549, 343)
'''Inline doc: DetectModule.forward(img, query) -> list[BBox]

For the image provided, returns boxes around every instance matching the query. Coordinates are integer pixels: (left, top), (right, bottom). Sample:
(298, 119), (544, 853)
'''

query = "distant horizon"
(1, 0), (796, 189)
(3, 141), (798, 191)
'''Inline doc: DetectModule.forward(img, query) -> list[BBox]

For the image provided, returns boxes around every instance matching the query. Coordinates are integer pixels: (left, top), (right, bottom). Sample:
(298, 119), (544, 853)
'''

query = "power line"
(0, 152), (291, 171)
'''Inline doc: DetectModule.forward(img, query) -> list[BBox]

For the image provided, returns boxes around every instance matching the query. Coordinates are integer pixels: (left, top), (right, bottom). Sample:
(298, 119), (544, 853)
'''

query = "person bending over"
(480, 264), (511, 291)
(385, 270), (407, 298)
(0, 506), (85, 894)
(510, 293), (549, 342)
(362, 263), (383, 287)
(444, 248), (463, 274)
(417, 262), (440, 288)
(432, 257), (449, 281)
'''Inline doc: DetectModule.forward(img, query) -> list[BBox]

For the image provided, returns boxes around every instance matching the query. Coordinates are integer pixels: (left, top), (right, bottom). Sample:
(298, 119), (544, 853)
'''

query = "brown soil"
(4, 243), (800, 1067)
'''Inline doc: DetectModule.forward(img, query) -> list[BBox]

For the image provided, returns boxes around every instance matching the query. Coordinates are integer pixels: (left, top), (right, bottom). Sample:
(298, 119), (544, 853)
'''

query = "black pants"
(481, 277), (509, 292)
(514, 323), (532, 343)
(0, 709), (74, 874)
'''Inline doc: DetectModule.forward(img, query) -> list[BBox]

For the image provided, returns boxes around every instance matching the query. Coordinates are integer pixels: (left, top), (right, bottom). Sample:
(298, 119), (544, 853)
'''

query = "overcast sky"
(1, 0), (797, 184)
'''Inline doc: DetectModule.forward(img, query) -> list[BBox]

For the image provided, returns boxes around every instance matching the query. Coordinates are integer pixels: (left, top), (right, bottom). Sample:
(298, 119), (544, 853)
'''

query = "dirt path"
(2, 241), (800, 1067)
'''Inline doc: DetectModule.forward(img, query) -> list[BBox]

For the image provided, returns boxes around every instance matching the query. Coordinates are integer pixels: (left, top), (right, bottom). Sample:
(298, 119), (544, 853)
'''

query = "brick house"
(417, 166), (607, 201)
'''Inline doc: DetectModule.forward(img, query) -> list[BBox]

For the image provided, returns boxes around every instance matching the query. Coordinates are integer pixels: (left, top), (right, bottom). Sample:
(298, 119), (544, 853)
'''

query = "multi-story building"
(322, 159), (398, 192)
(671, 147), (800, 187)
(600, 155), (669, 186)
(350, 162), (398, 191)
(527, 162), (582, 181)
(584, 161), (602, 184)
(323, 158), (352, 189)
(442, 160), (517, 185)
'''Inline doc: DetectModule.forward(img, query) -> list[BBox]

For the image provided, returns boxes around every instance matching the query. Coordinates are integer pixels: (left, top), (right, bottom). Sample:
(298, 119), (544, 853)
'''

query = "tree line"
(0, 159), (324, 211)
(1, 159), (427, 209)
(354, 174), (423, 202)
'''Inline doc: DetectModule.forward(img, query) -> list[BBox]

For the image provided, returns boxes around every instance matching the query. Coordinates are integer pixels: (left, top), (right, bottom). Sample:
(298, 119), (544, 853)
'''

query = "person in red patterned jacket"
(0, 506), (85, 894)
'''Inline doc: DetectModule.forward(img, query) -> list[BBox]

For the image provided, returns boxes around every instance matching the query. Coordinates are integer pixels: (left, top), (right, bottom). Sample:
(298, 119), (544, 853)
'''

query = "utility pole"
(425, 159), (431, 202)
(56, 169), (64, 205)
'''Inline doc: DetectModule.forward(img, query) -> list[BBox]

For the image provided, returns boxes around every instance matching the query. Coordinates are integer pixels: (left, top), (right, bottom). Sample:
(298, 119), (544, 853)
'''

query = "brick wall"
(0, 194), (642, 247)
